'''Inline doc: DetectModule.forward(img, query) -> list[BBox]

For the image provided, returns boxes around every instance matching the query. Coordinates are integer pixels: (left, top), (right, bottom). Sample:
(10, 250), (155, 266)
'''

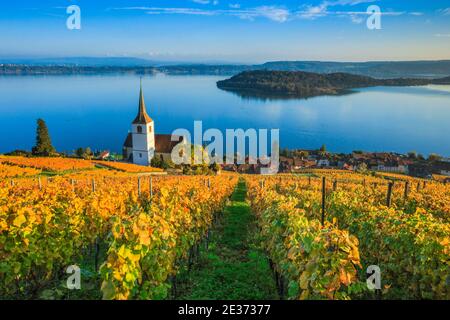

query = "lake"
(0, 74), (449, 156)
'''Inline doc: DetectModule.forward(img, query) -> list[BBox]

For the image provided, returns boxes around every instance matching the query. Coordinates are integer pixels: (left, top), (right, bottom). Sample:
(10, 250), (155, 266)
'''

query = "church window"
(137, 126), (143, 133)
(148, 125), (152, 132)
(139, 153), (142, 158)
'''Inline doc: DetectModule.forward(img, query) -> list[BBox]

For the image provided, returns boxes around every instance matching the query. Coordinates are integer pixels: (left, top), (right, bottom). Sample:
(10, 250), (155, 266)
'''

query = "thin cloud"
(113, 6), (290, 22)
(191, 0), (210, 4)
(438, 8), (450, 15)
(147, 7), (216, 16)
(232, 6), (290, 22)
(298, 0), (378, 20)
(297, 0), (406, 24)
(112, 2), (408, 24)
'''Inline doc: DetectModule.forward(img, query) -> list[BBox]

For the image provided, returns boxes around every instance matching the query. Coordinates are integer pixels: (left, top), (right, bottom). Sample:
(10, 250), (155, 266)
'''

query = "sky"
(0, 0), (449, 63)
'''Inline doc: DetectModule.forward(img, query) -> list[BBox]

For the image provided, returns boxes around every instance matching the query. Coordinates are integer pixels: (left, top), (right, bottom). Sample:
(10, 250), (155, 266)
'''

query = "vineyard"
(0, 159), (238, 299)
(246, 172), (450, 300)
(0, 156), (449, 300)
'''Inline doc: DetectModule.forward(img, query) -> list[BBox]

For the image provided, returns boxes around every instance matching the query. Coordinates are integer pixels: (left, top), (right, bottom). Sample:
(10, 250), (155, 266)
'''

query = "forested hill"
(216, 71), (450, 99)
(257, 60), (450, 79)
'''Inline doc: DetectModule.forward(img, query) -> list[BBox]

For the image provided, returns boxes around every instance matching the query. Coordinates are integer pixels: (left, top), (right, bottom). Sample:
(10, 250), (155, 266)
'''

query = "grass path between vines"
(175, 180), (278, 300)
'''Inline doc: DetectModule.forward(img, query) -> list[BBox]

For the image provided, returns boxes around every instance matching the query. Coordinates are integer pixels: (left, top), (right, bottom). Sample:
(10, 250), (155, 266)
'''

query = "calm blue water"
(0, 74), (449, 156)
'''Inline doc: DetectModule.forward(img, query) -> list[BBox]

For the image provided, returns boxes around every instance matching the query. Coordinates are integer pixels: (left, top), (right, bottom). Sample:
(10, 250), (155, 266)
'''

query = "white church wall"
(131, 123), (155, 166)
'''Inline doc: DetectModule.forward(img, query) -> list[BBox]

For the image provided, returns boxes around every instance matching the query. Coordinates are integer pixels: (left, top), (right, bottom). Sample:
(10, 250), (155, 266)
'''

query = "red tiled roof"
(99, 151), (110, 158)
(155, 134), (184, 154)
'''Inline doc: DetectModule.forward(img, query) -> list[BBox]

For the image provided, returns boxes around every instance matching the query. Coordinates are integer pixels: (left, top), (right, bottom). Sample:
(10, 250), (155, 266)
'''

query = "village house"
(293, 158), (316, 170)
(98, 150), (110, 160)
(433, 161), (450, 176)
(317, 158), (330, 167)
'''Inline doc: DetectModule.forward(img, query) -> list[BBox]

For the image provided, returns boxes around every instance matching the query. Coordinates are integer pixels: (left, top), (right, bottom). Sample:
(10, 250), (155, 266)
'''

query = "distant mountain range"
(216, 70), (450, 99)
(1, 57), (450, 79)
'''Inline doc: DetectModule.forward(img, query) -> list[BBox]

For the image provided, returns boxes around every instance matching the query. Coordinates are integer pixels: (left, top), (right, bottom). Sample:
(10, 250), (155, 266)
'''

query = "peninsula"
(216, 70), (450, 99)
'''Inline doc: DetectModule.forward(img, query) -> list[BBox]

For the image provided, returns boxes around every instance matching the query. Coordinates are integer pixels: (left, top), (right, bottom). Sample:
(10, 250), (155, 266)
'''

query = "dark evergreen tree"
(75, 147), (85, 158)
(32, 119), (55, 156)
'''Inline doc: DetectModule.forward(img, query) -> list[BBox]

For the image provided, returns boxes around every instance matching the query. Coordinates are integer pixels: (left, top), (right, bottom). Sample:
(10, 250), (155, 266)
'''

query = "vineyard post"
(94, 237), (100, 272)
(333, 180), (337, 192)
(138, 176), (141, 196)
(92, 179), (96, 193)
(416, 181), (420, 192)
(10, 180), (14, 187)
(404, 181), (410, 200)
(423, 181), (427, 189)
(150, 176), (153, 199)
(321, 177), (326, 226)
(170, 275), (177, 298)
(387, 182), (394, 207)
(71, 179), (75, 191)
(38, 176), (42, 190)
(208, 178), (211, 189)
(308, 176), (311, 186)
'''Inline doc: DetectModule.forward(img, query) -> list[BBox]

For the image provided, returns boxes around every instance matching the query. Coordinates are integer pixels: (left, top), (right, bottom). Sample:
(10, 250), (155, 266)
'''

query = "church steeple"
(132, 78), (153, 124)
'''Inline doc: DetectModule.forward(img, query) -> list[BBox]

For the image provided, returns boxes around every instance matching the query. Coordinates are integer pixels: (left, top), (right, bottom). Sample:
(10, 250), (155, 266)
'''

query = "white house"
(317, 159), (330, 167)
(123, 81), (184, 165)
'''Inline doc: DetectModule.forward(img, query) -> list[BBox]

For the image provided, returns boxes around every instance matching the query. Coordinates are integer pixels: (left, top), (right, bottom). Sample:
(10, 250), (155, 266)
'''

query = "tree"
(356, 162), (368, 174)
(151, 155), (163, 168)
(428, 153), (442, 162)
(74, 147), (93, 159)
(83, 147), (93, 160)
(209, 162), (221, 174)
(75, 147), (85, 158)
(160, 158), (169, 170)
(6, 149), (31, 157)
(319, 144), (327, 157)
(32, 119), (55, 156)
(407, 151), (417, 159)
(296, 150), (309, 159)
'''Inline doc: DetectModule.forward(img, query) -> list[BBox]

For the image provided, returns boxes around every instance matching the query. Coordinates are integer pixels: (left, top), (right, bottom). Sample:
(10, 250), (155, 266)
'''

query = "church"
(122, 81), (184, 166)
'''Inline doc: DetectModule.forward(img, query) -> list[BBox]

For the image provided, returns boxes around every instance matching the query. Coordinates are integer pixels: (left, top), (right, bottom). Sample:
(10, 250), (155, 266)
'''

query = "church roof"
(123, 133), (133, 148)
(132, 79), (153, 124)
(155, 134), (184, 154)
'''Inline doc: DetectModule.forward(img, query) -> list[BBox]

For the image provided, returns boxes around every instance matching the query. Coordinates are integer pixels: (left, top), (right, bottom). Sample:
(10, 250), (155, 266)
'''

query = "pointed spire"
(133, 77), (152, 124)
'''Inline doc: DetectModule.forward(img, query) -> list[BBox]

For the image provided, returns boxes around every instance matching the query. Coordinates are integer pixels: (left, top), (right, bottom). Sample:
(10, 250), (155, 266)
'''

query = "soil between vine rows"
(175, 181), (278, 300)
